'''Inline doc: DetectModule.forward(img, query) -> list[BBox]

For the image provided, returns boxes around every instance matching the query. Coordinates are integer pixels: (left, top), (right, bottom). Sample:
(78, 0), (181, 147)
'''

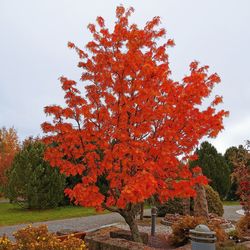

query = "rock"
(239, 241), (250, 249)
(161, 213), (182, 226)
(110, 229), (148, 244)
(85, 234), (154, 250)
(176, 243), (191, 249)
(56, 229), (78, 236)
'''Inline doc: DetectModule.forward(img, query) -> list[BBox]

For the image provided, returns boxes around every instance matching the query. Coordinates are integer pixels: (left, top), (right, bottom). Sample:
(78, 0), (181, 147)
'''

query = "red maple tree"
(0, 127), (19, 188)
(42, 6), (228, 242)
(230, 144), (250, 215)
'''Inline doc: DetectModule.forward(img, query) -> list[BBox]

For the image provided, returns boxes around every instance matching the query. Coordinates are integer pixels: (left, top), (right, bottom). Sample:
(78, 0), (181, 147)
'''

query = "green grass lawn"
(223, 200), (240, 206)
(0, 200), (241, 227)
(0, 202), (108, 227)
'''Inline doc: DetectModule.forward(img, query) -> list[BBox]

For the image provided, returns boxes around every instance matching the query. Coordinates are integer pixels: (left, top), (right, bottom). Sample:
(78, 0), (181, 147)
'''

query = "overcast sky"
(1, 0), (249, 153)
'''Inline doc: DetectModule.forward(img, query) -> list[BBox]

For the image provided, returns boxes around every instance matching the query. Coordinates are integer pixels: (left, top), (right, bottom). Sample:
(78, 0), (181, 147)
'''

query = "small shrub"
(168, 215), (206, 246)
(205, 185), (224, 216)
(0, 236), (13, 250)
(14, 224), (58, 249)
(227, 230), (239, 240)
(156, 198), (183, 217)
(236, 214), (250, 238)
(207, 220), (227, 242)
(169, 215), (227, 247)
(216, 245), (248, 250)
(216, 240), (248, 250)
(0, 225), (86, 250)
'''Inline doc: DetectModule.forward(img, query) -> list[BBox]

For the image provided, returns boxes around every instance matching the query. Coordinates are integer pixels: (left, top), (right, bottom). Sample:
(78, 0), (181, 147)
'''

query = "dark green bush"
(156, 198), (183, 217)
(205, 185), (224, 216)
(157, 185), (223, 217)
(4, 139), (66, 209)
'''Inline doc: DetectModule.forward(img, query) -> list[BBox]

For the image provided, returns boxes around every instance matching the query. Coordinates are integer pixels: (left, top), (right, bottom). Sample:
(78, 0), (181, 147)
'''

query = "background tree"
(42, 6), (228, 242)
(190, 141), (230, 199)
(0, 127), (19, 190)
(225, 143), (250, 214)
(224, 146), (241, 200)
(5, 138), (66, 209)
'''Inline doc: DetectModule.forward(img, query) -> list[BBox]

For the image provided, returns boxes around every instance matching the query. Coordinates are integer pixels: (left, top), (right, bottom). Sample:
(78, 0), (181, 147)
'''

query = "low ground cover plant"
(0, 225), (86, 250)
(168, 215), (227, 247)
(236, 215), (250, 239)
(169, 214), (250, 248)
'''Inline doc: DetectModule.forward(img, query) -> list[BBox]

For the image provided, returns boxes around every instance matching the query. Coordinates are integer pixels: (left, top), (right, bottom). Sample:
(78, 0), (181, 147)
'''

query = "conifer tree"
(5, 139), (66, 209)
(190, 141), (230, 199)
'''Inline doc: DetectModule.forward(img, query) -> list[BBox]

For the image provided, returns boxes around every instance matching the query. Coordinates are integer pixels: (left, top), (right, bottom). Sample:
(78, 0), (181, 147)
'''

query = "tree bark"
(121, 210), (143, 243)
(182, 198), (190, 215)
(139, 202), (144, 220)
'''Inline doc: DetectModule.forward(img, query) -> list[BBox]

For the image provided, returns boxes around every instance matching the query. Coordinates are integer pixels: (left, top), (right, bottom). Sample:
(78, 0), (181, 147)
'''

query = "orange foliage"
(42, 6), (228, 211)
(0, 127), (19, 186)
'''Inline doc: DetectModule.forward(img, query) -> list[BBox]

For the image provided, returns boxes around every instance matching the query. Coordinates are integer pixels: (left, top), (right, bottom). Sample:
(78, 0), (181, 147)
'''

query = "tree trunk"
(183, 198), (190, 215)
(122, 211), (143, 243)
(140, 202), (144, 220)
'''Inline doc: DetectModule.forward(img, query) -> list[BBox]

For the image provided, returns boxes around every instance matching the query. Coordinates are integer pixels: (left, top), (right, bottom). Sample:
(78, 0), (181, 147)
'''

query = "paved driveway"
(223, 205), (242, 221)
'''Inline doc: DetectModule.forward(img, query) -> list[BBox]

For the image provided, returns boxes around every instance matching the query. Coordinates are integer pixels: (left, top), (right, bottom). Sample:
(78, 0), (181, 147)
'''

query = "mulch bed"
(148, 234), (191, 249)
(86, 226), (191, 250)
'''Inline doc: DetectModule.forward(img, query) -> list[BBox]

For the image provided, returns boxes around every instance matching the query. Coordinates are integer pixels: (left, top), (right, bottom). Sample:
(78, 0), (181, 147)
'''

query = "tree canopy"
(42, 6), (228, 242)
(225, 143), (250, 214)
